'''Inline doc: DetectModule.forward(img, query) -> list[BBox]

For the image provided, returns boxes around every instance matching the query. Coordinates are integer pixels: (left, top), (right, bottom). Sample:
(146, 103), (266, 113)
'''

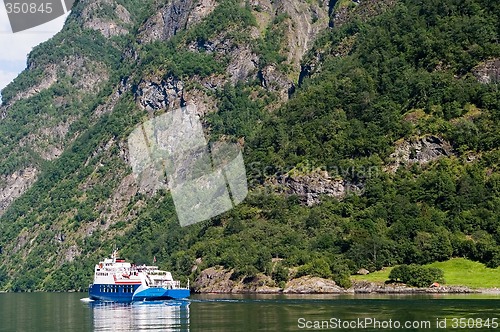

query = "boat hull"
(89, 284), (190, 302)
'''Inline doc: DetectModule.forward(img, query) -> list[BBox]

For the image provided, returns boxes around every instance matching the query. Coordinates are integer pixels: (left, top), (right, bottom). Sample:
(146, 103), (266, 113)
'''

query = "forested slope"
(0, 0), (498, 291)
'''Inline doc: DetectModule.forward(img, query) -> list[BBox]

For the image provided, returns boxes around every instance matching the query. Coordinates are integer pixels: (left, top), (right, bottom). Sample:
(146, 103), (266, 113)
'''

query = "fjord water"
(0, 293), (499, 331)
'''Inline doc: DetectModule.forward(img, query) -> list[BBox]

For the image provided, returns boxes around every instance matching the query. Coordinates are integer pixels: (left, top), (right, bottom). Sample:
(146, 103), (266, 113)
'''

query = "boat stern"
(132, 287), (190, 301)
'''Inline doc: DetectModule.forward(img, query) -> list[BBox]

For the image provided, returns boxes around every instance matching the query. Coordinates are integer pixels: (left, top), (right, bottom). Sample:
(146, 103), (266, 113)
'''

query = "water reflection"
(89, 301), (190, 331)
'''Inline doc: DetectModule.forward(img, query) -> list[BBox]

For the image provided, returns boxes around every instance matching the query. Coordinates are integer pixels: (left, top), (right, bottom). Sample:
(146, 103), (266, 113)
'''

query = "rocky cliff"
(0, 0), (338, 290)
(0, 0), (498, 292)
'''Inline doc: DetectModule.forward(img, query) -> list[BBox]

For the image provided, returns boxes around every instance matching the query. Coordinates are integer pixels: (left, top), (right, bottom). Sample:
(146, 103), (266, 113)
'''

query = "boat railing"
(148, 279), (190, 289)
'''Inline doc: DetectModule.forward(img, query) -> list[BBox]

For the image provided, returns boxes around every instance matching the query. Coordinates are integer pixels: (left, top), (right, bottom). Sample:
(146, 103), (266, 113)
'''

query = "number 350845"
(5, 2), (53, 14)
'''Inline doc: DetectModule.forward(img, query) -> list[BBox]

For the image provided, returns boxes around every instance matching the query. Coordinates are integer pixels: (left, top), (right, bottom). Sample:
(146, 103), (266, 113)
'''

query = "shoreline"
(192, 269), (500, 295)
(193, 286), (500, 295)
(193, 287), (500, 295)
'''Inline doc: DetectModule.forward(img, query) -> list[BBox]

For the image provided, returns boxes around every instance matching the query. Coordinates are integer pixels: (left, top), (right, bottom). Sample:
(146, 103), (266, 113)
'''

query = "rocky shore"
(351, 281), (477, 294)
(193, 267), (494, 294)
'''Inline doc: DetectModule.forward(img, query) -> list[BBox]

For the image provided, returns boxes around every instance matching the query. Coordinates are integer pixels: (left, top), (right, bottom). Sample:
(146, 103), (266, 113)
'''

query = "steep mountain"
(0, 0), (499, 291)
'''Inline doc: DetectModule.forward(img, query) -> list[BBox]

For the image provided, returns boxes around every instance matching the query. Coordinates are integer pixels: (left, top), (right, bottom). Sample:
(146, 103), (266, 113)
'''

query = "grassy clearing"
(351, 268), (392, 283)
(351, 258), (500, 289)
(427, 258), (500, 288)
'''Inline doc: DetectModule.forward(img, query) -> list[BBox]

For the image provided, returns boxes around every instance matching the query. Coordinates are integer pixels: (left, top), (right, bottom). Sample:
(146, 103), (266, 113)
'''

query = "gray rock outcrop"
(80, 0), (132, 38)
(138, 0), (216, 44)
(473, 58), (500, 84)
(135, 77), (184, 111)
(194, 266), (346, 293)
(387, 135), (454, 172)
(0, 167), (39, 216)
(259, 65), (295, 100)
(352, 281), (476, 294)
(278, 170), (363, 206)
(284, 276), (346, 293)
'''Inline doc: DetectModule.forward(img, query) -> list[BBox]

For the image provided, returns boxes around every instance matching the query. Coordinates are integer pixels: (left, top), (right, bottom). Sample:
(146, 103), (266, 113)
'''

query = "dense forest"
(0, 0), (499, 291)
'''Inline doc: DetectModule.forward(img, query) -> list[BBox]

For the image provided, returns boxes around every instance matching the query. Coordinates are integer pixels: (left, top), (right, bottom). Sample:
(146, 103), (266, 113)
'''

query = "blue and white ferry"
(88, 250), (190, 302)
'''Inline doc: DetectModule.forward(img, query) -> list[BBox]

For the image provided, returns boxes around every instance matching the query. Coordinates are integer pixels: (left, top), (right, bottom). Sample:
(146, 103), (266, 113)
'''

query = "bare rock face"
(64, 245), (81, 263)
(250, 0), (330, 99)
(2, 64), (58, 111)
(135, 77), (184, 111)
(473, 58), (500, 84)
(284, 276), (346, 293)
(352, 281), (475, 294)
(278, 170), (363, 206)
(186, 0), (217, 27)
(387, 135), (453, 172)
(194, 266), (283, 293)
(99, 173), (138, 224)
(194, 267), (344, 293)
(134, 74), (218, 116)
(194, 266), (236, 293)
(7, 55), (109, 163)
(20, 118), (74, 161)
(139, 0), (192, 43)
(0, 167), (39, 216)
(182, 88), (218, 117)
(3, 55), (108, 118)
(190, 37), (259, 84)
(80, 0), (132, 38)
(259, 65), (295, 100)
(62, 55), (109, 93)
(138, 0), (216, 44)
(0, 56), (110, 213)
(93, 77), (130, 118)
(272, 0), (330, 72)
(227, 46), (259, 84)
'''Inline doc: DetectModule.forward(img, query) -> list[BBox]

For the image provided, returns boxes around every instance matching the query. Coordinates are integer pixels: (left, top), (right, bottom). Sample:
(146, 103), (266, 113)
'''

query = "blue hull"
(89, 284), (190, 303)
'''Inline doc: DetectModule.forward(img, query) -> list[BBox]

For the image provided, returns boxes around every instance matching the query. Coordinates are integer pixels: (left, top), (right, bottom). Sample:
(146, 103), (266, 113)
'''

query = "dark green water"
(0, 293), (499, 331)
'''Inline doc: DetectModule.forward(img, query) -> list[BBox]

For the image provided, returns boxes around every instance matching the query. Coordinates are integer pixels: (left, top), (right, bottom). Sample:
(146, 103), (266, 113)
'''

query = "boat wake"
(80, 297), (94, 302)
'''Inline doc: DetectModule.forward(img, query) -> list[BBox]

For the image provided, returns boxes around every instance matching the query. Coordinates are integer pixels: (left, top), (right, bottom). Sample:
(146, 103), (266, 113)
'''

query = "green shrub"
(297, 258), (331, 279)
(272, 263), (289, 283)
(389, 264), (445, 287)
